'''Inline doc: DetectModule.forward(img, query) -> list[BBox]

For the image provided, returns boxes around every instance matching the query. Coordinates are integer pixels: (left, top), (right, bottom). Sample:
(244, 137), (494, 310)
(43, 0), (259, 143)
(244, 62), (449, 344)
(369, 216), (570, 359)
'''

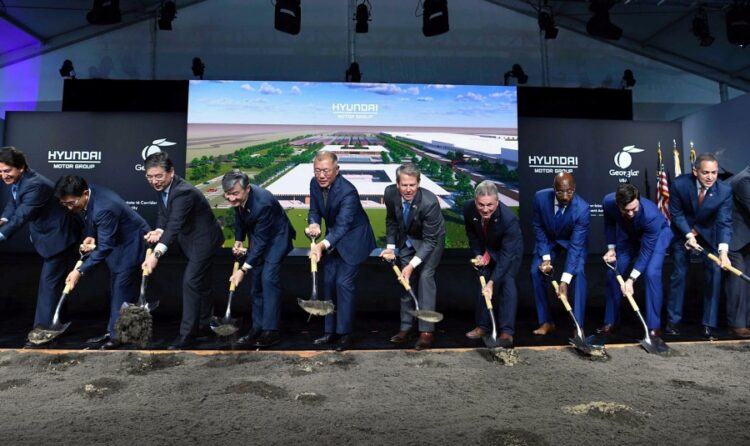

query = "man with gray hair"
(463, 180), (522, 347)
(223, 169), (296, 348)
(380, 163), (445, 350)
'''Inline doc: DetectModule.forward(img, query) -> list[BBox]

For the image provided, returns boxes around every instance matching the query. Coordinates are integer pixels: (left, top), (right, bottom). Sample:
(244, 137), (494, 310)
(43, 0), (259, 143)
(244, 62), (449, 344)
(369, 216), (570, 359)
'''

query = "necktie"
(698, 186), (706, 207)
(554, 205), (565, 229)
(481, 218), (491, 264)
(162, 191), (169, 207)
(322, 187), (329, 209)
(11, 184), (18, 201)
(402, 201), (411, 226)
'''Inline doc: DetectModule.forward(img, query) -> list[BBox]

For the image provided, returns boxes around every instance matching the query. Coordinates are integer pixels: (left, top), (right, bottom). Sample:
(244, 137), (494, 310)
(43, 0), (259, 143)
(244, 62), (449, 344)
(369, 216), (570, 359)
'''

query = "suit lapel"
(689, 180), (699, 213)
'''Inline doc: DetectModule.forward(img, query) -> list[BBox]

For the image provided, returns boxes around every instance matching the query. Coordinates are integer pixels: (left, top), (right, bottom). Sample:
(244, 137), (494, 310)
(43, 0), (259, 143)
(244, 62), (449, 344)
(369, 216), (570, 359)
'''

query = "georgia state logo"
(613, 145), (643, 169)
(141, 138), (176, 160)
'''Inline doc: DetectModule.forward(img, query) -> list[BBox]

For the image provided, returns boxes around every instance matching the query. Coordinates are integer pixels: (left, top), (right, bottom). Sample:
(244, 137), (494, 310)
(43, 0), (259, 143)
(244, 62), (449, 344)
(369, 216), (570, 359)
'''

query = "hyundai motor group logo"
(610, 145), (643, 181)
(135, 138), (176, 171)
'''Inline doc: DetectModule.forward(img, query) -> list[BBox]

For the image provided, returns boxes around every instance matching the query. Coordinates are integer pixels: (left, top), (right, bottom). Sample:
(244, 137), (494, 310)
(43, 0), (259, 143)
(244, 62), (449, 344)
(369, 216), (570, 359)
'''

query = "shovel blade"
(144, 300), (159, 312)
(297, 298), (335, 316)
(640, 335), (669, 354)
(26, 322), (71, 345)
(407, 310), (444, 323)
(569, 335), (592, 354)
(210, 316), (240, 337)
(481, 334), (501, 349)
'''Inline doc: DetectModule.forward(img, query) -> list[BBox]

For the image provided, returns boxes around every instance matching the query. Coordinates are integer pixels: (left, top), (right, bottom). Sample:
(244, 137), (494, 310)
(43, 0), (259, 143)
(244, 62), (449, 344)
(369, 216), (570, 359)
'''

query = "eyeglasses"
(60, 198), (80, 208)
(314, 168), (334, 175)
(145, 173), (168, 181)
(554, 189), (575, 197)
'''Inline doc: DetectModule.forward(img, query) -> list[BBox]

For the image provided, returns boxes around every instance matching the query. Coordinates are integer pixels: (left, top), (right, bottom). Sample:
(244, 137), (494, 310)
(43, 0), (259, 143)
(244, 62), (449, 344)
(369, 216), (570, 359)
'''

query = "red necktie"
(482, 218), (491, 264)
(698, 187), (706, 207)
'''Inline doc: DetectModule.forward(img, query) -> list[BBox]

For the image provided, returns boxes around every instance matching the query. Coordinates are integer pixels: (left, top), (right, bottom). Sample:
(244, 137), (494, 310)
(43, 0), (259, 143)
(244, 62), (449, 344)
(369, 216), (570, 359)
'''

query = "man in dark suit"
(379, 163), (445, 350)
(54, 175), (150, 349)
(463, 180), (522, 347)
(0, 147), (81, 346)
(141, 151), (224, 349)
(528, 172), (590, 337)
(724, 166), (750, 338)
(223, 170), (295, 348)
(601, 183), (672, 336)
(666, 152), (732, 340)
(306, 151), (375, 351)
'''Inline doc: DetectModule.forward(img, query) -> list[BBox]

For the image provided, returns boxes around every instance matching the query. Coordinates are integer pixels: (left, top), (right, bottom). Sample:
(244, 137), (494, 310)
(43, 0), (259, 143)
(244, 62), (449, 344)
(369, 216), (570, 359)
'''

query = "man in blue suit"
(223, 170), (295, 348)
(601, 183), (672, 336)
(529, 172), (590, 336)
(54, 175), (150, 349)
(463, 181), (522, 347)
(0, 147), (81, 347)
(666, 152), (732, 340)
(306, 151), (375, 351)
(724, 165), (750, 338)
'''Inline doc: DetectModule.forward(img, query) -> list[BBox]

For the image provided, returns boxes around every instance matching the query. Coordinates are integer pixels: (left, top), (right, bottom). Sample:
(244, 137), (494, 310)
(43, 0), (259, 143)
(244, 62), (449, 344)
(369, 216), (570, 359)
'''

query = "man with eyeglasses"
(306, 151), (375, 351)
(528, 171), (590, 337)
(53, 175), (150, 349)
(0, 146), (81, 347)
(601, 183), (672, 338)
(141, 151), (224, 350)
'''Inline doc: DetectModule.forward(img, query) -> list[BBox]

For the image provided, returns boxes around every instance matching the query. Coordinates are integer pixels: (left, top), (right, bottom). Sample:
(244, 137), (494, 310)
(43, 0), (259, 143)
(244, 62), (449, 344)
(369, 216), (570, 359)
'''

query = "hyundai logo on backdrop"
(47, 150), (102, 170)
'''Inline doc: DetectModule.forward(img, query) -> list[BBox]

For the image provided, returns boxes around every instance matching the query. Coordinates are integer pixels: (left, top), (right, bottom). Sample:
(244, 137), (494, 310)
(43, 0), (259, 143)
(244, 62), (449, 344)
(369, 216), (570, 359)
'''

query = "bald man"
(528, 172), (590, 336)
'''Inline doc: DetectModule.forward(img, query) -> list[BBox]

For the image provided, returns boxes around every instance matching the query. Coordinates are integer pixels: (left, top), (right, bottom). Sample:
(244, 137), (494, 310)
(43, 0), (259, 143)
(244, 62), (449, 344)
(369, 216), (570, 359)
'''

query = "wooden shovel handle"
(142, 248), (153, 277)
(310, 242), (317, 273)
(63, 259), (84, 294)
(392, 264), (411, 290)
(707, 252), (744, 276)
(479, 276), (493, 310)
(229, 261), (240, 292)
(615, 274), (640, 311)
(551, 280), (573, 312)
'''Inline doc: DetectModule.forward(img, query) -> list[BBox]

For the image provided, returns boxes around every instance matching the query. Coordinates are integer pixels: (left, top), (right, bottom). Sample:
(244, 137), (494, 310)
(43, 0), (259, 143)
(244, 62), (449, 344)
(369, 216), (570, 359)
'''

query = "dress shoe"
(237, 327), (262, 345)
(465, 326), (486, 339)
(314, 333), (336, 345)
(664, 322), (680, 336)
(335, 334), (353, 352)
(649, 329), (662, 338)
(168, 336), (195, 350)
(532, 322), (556, 336)
(730, 327), (750, 338)
(101, 339), (122, 350)
(596, 324), (615, 335)
(86, 333), (110, 344)
(703, 325), (718, 341)
(254, 330), (280, 348)
(390, 330), (413, 343)
(414, 332), (434, 350)
(498, 332), (514, 348)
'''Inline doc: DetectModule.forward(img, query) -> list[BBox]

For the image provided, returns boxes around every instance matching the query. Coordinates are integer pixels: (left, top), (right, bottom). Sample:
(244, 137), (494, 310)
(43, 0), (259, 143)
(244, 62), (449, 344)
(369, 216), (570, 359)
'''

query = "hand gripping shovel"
(297, 237), (335, 316)
(695, 244), (750, 283)
(387, 259), (444, 323)
(122, 247), (160, 312)
(210, 257), (242, 336)
(470, 260), (501, 348)
(605, 261), (669, 354)
(27, 248), (92, 345)
(547, 274), (606, 356)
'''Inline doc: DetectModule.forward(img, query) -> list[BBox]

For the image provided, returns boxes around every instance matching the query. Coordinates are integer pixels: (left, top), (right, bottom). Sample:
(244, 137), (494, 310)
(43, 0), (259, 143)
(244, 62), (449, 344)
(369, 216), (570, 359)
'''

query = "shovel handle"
(551, 280), (573, 312)
(615, 274), (640, 312)
(392, 264), (411, 290)
(706, 252), (744, 276)
(63, 260), (84, 294)
(479, 276), (493, 310)
(142, 248), (153, 276)
(310, 242), (318, 273)
(229, 261), (240, 292)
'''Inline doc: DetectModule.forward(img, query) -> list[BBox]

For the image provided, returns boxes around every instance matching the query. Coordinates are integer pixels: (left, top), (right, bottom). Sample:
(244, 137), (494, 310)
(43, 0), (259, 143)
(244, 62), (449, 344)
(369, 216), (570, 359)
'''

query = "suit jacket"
(308, 175), (375, 265)
(669, 173), (732, 246)
(0, 168), (80, 258)
(531, 188), (589, 275)
(157, 175), (223, 259)
(234, 184), (295, 267)
(384, 185), (445, 262)
(463, 200), (523, 284)
(727, 166), (750, 251)
(603, 193), (671, 273)
(79, 185), (150, 274)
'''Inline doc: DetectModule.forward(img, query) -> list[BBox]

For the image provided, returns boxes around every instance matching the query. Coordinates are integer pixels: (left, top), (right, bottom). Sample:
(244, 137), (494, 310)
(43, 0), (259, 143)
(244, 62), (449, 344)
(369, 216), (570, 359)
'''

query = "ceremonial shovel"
(695, 244), (750, 283)
(210, 255), (243, 336)
(297, 236), (335, 316)
(387, 259), (444, 323)
(605, 261), (669, 354)
(545, 270), (605, 356)
(122, 247), (159, 313)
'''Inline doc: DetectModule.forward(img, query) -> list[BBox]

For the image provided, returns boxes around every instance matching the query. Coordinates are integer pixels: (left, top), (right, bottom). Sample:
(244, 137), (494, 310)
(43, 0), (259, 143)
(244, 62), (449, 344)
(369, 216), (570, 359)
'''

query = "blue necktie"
(554, 205), (565, 230)
(11, 184), (18, 201)
(402, 201), (413, 248)
(162, 191), (169, 207)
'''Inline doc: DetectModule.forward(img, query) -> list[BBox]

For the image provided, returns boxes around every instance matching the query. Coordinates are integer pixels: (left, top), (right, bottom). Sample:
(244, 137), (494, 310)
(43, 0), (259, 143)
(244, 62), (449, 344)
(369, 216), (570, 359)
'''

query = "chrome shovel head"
(26, 322), (71, 345)
(210, 316), (241, 337)
(407, 309), (444, 323)
(297, 298), (335, 316)
(641, 334), (670, 354)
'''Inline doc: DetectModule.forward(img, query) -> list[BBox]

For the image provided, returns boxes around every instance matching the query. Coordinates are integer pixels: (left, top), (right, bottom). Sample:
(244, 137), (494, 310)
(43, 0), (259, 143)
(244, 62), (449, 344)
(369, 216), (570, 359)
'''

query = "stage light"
(345, 62), (362, 82)
(86, 0), (122, 25)
(59, 60), (76, 79)
(621, 69), (636, 89)
(538, 8), (558, 40)
(158, 1), (177, 31)
(422, 0), (449, 37)
(191, 57), (205, 80)
(503, 64), (528, 86)
(355, 0), (371, 34)
(691, 7), (714, 47)
(726, 2), (750, 48)
(586, 0), (622, 40)
(274, 0), (301, 35)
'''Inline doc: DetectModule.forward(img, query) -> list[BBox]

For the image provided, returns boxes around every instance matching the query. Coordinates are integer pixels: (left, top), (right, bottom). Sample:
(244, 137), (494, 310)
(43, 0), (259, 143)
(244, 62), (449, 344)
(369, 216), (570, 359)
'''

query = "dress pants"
(530, 248), (587, 326)
(667, 238), (722, 328)
(726, 244), (750, 328)
(322, 250), (361, 335)
(397, 242), (443, 333)
(249, 261), (283, 331)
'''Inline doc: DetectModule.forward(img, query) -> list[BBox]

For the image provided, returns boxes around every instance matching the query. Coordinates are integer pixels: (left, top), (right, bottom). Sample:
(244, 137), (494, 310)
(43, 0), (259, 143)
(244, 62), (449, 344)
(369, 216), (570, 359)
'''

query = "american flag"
(657, 144), (671, 221)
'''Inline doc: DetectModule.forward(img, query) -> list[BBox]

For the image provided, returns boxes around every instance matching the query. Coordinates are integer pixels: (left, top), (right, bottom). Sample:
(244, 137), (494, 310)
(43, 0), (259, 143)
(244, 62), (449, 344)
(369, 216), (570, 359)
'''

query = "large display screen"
(187, 81), (518, 248)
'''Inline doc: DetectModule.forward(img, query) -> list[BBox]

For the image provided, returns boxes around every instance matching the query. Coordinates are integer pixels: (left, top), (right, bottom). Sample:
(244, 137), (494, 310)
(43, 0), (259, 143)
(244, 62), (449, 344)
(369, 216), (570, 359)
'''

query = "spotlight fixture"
(538, 7), (559, 40)
(726, 2), (750, 48)
(422, 0), (449, 37)
(274, 0), (301, 35)
(355, 0), (371, 34)
(345, 62), (362, 83)
(59, 60), (76, 79)
(191, 57), (205, 80)
(691, 7), (714, 47)
(621, 69), (636, 89)
(503, 64), (528, 86)
(586, 0), (622, 40)
(86, 0), (122, 25)
(158, 1), (177, 31)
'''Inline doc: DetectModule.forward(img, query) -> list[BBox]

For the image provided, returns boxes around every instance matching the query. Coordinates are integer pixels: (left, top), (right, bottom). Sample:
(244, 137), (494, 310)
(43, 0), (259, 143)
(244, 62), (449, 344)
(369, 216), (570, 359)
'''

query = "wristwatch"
(154, 250), (163, 259)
